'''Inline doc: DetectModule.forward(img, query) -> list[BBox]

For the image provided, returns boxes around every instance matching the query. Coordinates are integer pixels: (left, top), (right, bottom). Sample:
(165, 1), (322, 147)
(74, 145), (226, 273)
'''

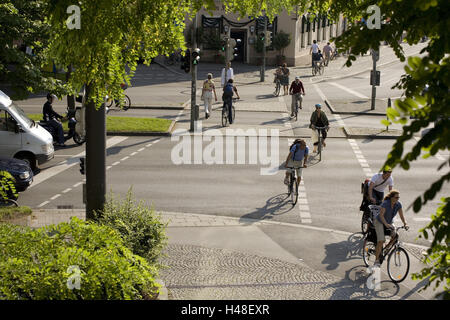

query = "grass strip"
(27, 114), (172, 133)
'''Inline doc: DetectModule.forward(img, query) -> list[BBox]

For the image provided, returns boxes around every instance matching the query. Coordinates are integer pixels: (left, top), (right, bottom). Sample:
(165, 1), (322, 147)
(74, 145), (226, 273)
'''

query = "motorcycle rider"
(43, 93), (66, 147)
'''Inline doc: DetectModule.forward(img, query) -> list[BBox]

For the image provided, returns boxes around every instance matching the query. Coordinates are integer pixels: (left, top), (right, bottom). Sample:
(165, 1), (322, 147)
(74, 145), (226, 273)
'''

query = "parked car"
(0, 157), (33, 192)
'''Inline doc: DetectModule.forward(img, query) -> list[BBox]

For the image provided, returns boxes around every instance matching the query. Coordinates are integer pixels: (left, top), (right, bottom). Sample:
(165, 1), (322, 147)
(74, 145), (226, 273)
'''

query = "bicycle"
(106, 83), (131, 111)
(312, 60), (324, 76)
(362, 225), (410, 283)
(286, 166), (304, 206)
(361, 203), (381, 234)
(222, 97), (237, 127)
(0, 198), (18, 207)
(273, 77), (281, 97)
(312, 125), (327, 161)
(291, 93), (302, 121)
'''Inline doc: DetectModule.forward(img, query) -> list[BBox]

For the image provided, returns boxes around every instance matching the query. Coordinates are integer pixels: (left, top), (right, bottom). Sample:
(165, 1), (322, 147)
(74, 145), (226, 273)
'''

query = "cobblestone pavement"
(160, 244), (402, 300)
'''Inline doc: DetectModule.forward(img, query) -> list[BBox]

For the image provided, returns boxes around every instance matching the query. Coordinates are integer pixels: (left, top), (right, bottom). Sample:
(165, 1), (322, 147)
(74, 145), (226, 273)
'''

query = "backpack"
(223, 83), (233, 97)
(361, 178), (371, 200)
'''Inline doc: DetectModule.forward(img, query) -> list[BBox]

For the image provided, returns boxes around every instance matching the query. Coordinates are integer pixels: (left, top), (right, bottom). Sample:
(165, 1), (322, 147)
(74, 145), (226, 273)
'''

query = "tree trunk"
(85, 84), (106, 220)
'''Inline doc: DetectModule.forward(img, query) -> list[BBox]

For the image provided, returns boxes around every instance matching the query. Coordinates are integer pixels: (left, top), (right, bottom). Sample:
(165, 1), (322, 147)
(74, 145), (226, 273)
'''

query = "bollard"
(386, 98), (392, 131)
(194, 104), (199, 121)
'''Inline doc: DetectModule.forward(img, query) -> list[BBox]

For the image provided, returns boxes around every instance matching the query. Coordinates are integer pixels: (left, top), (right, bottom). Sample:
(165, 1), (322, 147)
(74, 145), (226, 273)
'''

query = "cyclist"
(309, 104), (329, 153)
(368, 169), (393, 204)
(222, 79), (240, 124)
(283, 139), (309, 186)
(43, 93), (66, 147)
(289, 76), (305, 118)
(373, 190), (408, 267)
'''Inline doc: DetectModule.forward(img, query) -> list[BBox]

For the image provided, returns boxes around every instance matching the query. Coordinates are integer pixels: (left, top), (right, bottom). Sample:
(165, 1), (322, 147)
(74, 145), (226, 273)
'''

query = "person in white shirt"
(309, 40), (320, 67)
(369, 169), (394, 204)
(221, 62), (234, 87)
(323, 42), (333, 66)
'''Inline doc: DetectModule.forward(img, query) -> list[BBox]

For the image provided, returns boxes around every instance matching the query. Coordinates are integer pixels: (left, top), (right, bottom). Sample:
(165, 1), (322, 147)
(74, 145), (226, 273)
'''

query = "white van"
(0, 90), (54, 170)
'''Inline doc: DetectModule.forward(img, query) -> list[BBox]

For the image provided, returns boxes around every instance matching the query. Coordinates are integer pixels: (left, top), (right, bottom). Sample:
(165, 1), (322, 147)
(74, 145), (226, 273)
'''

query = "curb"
(324, 100), (387, 116)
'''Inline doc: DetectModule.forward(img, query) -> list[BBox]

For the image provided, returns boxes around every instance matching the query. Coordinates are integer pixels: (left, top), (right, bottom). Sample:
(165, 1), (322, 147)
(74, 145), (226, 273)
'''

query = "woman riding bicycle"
(222, 79), (240, 125)
(283, 139), (308, 186)
(309, 104), (329, 153)
(373, 190), (408, 267)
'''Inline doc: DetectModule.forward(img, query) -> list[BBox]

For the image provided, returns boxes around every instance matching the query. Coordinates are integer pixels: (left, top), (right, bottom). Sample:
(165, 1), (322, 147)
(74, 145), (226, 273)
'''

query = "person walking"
(309, 104), (329, 153)
(289, 76), (305, 118)
(281, 63), (290, 95)
(323, 42), (333, 66)
(201, 73), (217, 119)
(221, 62), (234, 87)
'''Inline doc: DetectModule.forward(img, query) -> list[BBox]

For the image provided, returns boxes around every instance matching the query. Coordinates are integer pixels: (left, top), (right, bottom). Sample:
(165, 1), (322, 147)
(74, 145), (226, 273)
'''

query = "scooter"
(39, 106), (86, 146)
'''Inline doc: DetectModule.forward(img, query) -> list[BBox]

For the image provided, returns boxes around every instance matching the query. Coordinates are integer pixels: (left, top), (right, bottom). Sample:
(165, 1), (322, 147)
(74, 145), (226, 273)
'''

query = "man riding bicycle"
(222, 79), (240, 125)
(284, 139), (309, 186)
(289, 76), (305, 118)
(309, 104), (329, 153)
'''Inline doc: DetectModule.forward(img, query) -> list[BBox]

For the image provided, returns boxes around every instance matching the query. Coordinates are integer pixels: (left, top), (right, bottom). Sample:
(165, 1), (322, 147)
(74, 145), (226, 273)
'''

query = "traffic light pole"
(370, 48), (378, 110)
(190, 15), (197, 132)
(260, 13), (267, 82)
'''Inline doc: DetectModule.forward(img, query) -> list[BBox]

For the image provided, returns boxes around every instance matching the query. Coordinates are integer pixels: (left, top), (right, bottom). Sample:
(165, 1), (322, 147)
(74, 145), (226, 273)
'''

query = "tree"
(315, 0), (449, 298)
(272, 30), (291, 58)
(0, 0), (66, 99)
(43, 0), (300, 219)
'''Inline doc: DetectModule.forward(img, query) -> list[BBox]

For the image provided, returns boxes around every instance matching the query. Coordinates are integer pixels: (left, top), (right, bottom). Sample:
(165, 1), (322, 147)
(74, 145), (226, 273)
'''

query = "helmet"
(315, 103), (321, 108)
(47, 93), (57, 100)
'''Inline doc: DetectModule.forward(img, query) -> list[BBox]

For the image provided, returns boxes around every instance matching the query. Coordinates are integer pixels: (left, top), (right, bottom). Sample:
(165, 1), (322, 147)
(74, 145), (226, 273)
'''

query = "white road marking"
(62, 188), (72, 193)
(37, 201), (50, 208)
(73, 182), (83, 188)
(329, 82), (369, 99)
(120, 156), (129, 161)
(50, 194), (61, 200)
(112, 161), (120, 166)
(30, 136), (128, 188)
(138, 148), (145, 152)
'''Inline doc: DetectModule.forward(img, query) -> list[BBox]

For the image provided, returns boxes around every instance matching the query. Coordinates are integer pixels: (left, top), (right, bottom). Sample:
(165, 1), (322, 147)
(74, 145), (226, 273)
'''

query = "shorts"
(374, 218), (394, 242)
(287, 160), (303, 177)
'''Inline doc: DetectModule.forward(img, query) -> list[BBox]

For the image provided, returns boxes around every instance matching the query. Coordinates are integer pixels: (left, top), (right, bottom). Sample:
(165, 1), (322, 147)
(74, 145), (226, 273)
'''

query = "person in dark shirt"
(309, 104), (329, 152)
(43, 93), (65, 146)
(289, 76), (305, 117)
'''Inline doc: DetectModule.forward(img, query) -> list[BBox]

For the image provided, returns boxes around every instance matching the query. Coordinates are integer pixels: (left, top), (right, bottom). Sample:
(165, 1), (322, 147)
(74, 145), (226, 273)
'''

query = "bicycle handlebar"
(286, 166), (305, 169)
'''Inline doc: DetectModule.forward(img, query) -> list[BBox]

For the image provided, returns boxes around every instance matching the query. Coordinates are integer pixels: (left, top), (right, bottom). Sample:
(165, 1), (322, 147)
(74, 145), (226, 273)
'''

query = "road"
(13, 43), (448, 299)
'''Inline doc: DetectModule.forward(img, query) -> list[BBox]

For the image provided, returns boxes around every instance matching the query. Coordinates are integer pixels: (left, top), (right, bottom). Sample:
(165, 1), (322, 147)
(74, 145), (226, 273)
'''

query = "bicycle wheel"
(118, 95), (131, 111)
(361, 210), (370, 234)
(387, 247), (410, 283)
(274, 82), (280, 96)
(319, 64), (324, 75)
(312, 66), (316, 76)
(362, 238), (377, 267)
(318, 136), (322, 161)
(231, 106), (235, 122)
(222, 105), (228, 127)
(291, 177), (298, 205)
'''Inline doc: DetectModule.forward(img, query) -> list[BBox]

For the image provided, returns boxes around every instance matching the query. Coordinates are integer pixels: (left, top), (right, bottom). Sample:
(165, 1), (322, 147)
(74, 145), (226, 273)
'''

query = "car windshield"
(9, 102), (33, 128)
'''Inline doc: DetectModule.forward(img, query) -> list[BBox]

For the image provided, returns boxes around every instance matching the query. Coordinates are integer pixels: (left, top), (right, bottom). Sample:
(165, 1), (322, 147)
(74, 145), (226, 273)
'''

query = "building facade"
(191, 2), (348, 66)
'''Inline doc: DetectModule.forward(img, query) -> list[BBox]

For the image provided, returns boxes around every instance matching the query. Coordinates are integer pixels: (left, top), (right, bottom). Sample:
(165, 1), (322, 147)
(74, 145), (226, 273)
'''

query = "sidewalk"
(19, 209), (433, 300)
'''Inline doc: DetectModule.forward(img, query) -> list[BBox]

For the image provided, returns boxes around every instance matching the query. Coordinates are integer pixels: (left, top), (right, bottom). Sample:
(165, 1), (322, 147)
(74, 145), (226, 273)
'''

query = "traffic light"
(265, 31), (272, 46)
(181, 49), (190, 73)
(192, 48), (200, 65)
(79, 157), (85, 175)
(259, 32), (265, 43)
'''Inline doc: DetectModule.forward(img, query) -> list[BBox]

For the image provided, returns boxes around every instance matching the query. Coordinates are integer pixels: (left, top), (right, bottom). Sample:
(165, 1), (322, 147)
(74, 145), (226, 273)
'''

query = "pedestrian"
(323, 42), (333, 66)
(43, 93), (66, 147)
(221, 62), (234, 87)
(309, 104), (329, 153)
(201, 73), (217, 119)
(289, 76), (305, 117)
(310, 40), (320, 67)
(281, 63), (290, 95)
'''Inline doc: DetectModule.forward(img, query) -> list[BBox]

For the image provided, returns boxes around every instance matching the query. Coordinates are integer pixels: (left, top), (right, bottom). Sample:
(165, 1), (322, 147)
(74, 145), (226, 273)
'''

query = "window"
(201, 16), (222, 50)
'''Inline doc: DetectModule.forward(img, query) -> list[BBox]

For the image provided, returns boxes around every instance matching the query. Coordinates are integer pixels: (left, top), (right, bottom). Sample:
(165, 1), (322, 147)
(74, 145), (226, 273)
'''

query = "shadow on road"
(239, 193), (296, 224)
